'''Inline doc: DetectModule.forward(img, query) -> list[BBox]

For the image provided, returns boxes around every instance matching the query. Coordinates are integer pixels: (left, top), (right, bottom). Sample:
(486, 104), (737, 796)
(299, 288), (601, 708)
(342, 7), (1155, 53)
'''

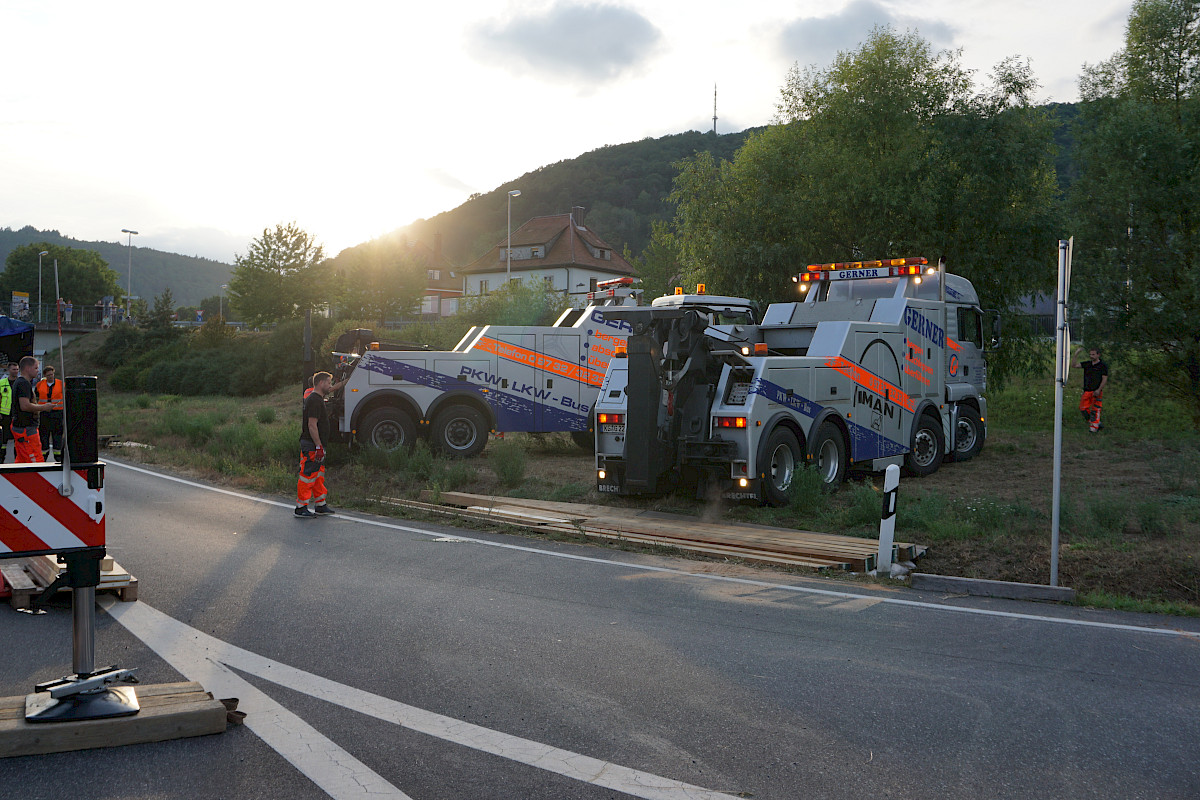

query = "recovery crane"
(593, 258), (997, 505)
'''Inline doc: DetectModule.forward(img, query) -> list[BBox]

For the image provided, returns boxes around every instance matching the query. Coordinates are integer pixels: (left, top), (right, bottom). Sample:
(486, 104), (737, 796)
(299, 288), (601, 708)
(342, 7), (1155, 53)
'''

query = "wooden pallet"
(1, 556), (138, 610)
(399, 491), (927, 572)
(0, 681), (227, 758)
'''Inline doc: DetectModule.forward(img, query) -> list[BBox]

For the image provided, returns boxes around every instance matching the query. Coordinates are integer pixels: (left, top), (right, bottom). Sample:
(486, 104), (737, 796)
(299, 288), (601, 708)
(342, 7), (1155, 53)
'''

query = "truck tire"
(432, 404), (488, 458)
(761, 427), (802, 507)
(905, 412), (945, 476)
(810, 422), (847, 489)
(953, 407), (985, 462)
(358, 407), (417, 451)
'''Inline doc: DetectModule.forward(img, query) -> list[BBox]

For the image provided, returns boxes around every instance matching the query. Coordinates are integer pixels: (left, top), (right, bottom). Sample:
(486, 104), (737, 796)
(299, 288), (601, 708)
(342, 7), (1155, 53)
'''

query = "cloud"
(471, 3), (662, 84)
(779, 0), (957, 70)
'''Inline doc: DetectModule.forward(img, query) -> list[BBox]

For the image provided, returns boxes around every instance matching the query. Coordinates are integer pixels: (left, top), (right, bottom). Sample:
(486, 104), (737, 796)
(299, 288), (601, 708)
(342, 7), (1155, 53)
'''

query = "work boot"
(314, 504), (335, 515)
(294, 507), (316, 519)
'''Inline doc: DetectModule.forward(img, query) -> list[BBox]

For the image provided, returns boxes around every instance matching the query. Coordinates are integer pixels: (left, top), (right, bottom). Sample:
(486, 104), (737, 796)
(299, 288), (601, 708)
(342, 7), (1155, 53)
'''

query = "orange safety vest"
(35, 378), (64, 408)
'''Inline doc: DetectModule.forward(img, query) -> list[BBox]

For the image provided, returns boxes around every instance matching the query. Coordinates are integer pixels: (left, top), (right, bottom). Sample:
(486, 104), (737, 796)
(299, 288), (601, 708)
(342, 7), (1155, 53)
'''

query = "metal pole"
(1050, 239), (1071, 586)
(72, 587), (96, 675)
(121, 229), (138, 311)
(507, 194), (512, 281)
(38, 251), (47, 323)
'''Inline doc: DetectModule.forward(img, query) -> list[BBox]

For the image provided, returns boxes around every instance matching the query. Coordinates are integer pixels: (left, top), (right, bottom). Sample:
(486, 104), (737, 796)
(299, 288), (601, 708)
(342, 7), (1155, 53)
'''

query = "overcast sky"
(1, 0), (1131, 262)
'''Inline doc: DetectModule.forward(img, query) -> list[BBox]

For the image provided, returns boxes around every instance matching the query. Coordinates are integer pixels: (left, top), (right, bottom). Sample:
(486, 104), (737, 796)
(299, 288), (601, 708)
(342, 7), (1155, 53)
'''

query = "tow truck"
(329, 277), (643, 456)
(593, 258), (997, 504)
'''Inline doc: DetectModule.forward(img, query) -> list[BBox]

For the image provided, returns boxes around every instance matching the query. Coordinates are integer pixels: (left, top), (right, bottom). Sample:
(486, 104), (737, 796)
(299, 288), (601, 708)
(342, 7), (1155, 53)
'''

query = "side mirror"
(984, 309), (1001, 351)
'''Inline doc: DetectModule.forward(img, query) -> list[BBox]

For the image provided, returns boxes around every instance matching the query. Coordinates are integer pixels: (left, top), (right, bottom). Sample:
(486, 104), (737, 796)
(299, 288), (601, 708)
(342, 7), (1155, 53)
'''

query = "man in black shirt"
(1078, 347), (1109, 433)
(295, 371), (334, 518)
(12, 356), (54, 462)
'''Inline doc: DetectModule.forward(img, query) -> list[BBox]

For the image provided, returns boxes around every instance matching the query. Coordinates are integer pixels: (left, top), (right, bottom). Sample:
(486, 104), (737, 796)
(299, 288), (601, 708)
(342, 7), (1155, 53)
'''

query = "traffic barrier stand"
(0, 375), (141, 723)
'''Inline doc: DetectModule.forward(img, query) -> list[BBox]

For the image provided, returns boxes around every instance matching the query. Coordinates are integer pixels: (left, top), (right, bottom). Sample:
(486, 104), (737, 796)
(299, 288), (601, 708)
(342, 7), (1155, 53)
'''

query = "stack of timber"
(0, 555), (138, 610)
(0, 682), (227, 757)
(400, 491), (926, 572)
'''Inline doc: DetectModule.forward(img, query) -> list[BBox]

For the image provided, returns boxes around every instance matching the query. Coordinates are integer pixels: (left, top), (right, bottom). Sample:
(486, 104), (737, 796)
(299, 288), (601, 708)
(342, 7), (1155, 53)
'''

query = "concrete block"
(911, 573), (1076, 603)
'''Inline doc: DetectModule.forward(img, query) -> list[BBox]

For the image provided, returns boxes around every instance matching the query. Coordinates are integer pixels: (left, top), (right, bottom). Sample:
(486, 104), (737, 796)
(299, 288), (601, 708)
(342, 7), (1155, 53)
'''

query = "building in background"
(414, 235), (463, 318)
(457, 208), (636, 306)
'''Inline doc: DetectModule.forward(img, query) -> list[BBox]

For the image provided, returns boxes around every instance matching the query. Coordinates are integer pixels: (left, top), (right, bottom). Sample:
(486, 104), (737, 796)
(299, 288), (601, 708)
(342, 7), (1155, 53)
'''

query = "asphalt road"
(2, 458), (1198, 799)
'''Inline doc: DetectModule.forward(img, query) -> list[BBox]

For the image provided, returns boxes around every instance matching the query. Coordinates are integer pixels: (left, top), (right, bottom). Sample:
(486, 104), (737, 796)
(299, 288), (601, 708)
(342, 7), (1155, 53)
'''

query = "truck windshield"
(714, 310), (755, 325)
(823, 277), (903, 302)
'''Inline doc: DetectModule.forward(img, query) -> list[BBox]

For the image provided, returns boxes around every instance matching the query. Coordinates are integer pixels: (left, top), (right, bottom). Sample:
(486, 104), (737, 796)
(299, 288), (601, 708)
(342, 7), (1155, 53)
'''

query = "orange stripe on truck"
(474, 337), (607, 387)
(825, 356), (916, 411)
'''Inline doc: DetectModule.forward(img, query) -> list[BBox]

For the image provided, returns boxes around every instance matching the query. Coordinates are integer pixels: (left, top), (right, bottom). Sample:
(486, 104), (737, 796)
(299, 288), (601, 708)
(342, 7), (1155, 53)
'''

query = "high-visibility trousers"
(12, 426), (43, 463)
(1080, 391), (1103, 432)
(296, 449), (327, 507)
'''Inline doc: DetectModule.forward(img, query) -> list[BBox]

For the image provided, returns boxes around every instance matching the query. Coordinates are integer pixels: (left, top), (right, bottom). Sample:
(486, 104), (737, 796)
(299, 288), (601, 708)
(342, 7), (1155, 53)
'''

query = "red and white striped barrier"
(0, 464), (104, 558)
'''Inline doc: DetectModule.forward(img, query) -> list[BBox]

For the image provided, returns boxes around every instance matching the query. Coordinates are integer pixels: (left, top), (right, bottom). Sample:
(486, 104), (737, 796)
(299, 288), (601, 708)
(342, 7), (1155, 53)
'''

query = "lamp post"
(506, 189), (521, 282)
(220, 284), (227, 321)
(37, 250), (48, 323)
(121, 228), (138, 310)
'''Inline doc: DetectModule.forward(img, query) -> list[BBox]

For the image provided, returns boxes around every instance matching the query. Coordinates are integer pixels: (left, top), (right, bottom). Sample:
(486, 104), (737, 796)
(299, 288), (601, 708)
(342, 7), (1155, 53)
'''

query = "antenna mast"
(712, 83), (718, 134)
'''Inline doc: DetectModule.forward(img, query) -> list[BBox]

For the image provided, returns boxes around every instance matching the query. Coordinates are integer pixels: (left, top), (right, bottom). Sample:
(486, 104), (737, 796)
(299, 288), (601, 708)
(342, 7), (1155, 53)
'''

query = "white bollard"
(876, 464), (900, 576)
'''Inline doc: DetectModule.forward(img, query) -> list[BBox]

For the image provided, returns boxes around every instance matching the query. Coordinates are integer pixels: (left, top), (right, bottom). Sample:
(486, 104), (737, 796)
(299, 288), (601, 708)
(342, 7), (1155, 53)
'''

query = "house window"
(531, 246), (541, 257)
(426, 269), (441, 280)
(544, 276), (554, 288)
(421, 295), (437, 315)
(589, 277), (598, 291)
(479, 280), (489, 294)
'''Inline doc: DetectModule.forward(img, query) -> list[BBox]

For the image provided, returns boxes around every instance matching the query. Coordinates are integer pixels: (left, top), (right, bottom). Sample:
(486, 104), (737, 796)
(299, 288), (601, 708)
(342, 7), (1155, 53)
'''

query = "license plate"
(600, 424), (625, 434)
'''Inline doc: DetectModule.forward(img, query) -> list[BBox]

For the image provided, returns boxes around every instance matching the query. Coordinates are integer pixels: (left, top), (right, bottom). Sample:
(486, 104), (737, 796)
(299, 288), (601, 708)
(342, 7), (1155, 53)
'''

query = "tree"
(1072, 0), (1200, 426)
(654, 27), (1060, 380)
(0, 243), (123, 310)
(227, 223), (332, 327)
(332, 239), (426, 325)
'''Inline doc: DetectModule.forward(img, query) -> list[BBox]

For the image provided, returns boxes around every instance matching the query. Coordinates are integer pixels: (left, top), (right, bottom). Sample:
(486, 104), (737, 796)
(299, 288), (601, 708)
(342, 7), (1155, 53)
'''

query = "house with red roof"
(457, 208), (637, 306)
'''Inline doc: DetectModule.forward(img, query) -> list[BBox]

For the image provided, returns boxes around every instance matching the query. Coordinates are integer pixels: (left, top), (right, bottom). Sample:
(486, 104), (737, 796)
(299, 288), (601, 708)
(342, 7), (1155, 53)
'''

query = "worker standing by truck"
(295, 371), (335, 519)
(35, 364), (65, 460)
(12, 356), (53, 462)
(1078, 347), (1109, 432)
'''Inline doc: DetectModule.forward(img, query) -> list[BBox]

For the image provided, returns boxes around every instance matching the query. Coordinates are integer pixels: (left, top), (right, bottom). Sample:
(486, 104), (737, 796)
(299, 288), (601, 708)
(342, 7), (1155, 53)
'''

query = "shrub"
(256, 407), (276, 424)
(490, 439), (526, 487)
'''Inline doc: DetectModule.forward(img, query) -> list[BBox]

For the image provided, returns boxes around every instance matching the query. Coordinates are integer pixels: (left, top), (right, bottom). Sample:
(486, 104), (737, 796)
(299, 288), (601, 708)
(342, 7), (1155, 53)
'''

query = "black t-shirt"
(300, 391), (329, 446)
(1080, 360), (1109, 392)
(12, 376), (37, 428)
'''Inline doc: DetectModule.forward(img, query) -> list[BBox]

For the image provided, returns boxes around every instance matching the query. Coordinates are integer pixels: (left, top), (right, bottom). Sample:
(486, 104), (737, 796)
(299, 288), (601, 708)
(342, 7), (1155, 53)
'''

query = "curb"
(910, 573), (1076, 603)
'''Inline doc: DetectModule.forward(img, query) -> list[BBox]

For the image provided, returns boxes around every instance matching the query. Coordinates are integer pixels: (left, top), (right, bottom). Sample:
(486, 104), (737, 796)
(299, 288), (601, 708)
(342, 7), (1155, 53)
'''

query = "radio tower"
(712, 83), (718, 134)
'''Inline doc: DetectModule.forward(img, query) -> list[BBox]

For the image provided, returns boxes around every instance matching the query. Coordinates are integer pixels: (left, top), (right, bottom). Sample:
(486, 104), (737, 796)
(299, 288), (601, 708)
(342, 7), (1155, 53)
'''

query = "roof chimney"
(571, 206), (587, 227)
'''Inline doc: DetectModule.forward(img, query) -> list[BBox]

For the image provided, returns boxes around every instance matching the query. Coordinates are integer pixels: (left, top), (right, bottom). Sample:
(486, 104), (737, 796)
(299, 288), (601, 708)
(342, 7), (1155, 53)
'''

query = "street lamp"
(220, 284), (227, 321)
(121, 228), (138, 311)
(37, 250), (48, 323)
(507, 189), (521, 281)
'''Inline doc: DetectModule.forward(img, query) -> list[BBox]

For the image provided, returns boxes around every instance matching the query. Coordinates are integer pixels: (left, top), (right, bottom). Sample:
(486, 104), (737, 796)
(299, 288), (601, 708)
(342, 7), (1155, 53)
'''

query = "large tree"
(656, 28), (1060, 378)
(228, 223), (332, 327)
(1072, 0), (1200, 426)
(332, 239), (426, 325)
(0, 243), (123, 310)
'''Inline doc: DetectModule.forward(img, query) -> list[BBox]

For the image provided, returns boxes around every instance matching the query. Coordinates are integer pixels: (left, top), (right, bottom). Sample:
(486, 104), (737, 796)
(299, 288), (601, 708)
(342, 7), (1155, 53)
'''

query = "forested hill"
(0, 226), (231, 306)
(399, 129), (761, 265)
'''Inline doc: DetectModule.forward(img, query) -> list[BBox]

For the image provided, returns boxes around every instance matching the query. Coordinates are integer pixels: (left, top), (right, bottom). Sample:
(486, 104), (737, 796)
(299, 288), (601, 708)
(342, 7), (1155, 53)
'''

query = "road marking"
(101, 597), (744, 800)
(107, 460), (1200, 640)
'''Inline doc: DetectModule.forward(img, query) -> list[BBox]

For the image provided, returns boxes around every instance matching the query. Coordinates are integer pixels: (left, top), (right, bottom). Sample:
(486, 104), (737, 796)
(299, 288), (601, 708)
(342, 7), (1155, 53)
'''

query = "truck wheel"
(359, 407), (417, 451)
(761, 427), (802, 507)
(905, 412), (945, 476)
(811, 422), (847, 489)
(432, 405), (488, 458)
(953, 407), (984, 462)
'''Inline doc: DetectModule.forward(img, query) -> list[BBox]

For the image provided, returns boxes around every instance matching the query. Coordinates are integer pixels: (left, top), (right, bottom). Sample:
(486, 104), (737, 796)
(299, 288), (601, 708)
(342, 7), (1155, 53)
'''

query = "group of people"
(0, 356), (63, 463)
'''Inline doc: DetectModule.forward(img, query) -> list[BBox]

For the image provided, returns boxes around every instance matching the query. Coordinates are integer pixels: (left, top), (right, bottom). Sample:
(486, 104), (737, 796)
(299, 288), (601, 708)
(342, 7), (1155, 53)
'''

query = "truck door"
(854, 335), (906, 459)
(542, 333), (583, 432)
(952, 305), (987, 392)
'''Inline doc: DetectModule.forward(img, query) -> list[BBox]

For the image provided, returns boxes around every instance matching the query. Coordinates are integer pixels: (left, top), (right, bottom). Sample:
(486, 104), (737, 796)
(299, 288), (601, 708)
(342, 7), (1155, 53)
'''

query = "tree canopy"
(331, 238), (427, 325)
(1072, 0), (1200, 426)
(0, 242), (124, 308)
(228, 223), (332, 327)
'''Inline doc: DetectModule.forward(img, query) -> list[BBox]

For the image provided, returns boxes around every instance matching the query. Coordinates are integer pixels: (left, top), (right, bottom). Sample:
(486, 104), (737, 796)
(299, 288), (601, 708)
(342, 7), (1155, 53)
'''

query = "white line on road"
(101, 597), (745, 800)
(107, 459), (1200, 640)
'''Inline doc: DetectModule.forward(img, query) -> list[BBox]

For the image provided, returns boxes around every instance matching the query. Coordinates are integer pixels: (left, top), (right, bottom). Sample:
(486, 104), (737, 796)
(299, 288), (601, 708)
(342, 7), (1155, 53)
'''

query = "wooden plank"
(1, 564), (37, 610)
(0, 681), (226, 758)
